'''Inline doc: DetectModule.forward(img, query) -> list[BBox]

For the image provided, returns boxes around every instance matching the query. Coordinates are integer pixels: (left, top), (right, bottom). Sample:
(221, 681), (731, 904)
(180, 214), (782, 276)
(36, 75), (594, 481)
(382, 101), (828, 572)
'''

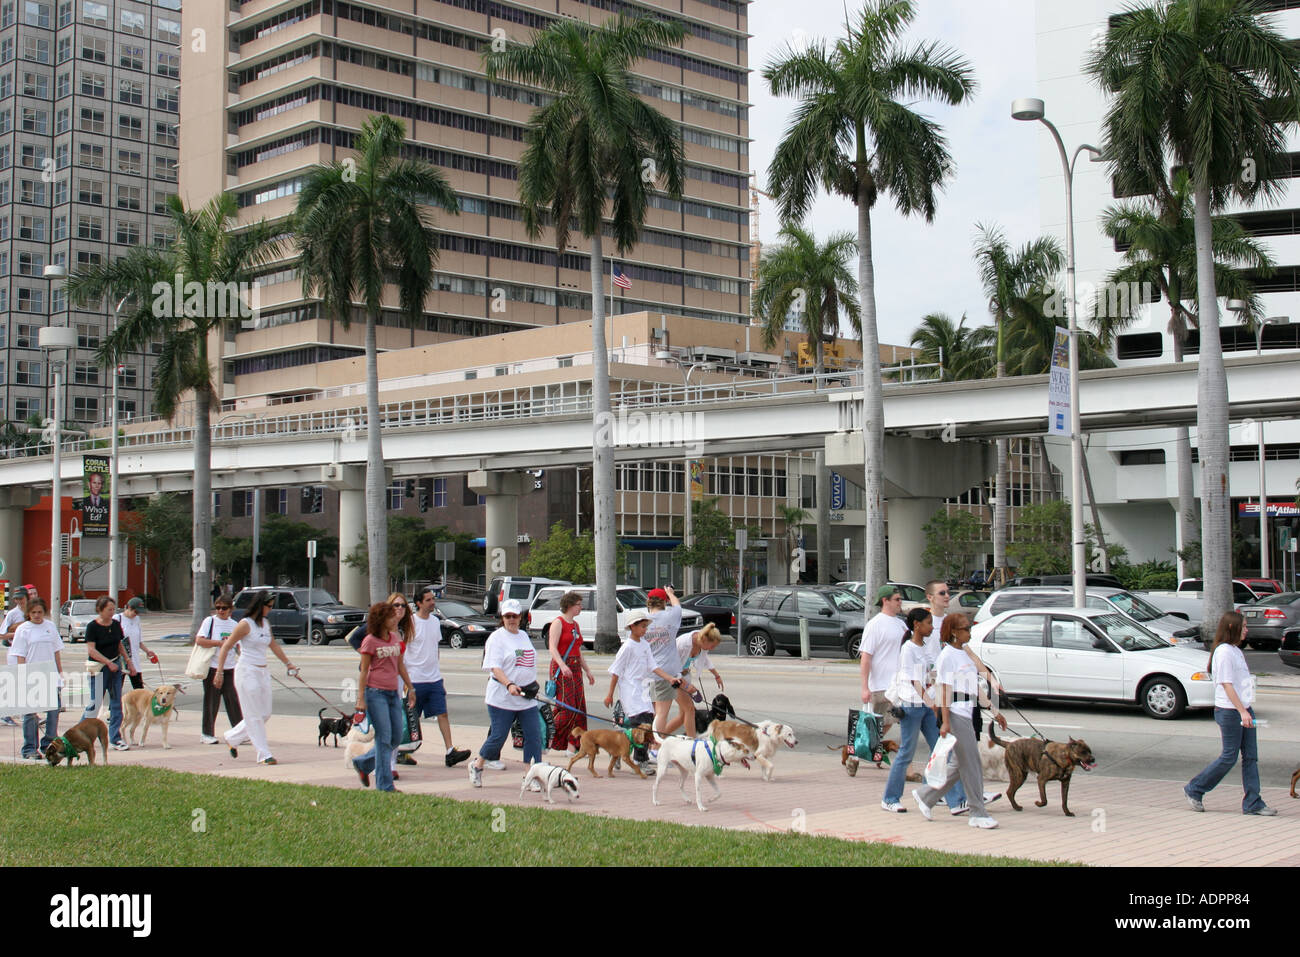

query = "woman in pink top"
(352, 602), (416, 792)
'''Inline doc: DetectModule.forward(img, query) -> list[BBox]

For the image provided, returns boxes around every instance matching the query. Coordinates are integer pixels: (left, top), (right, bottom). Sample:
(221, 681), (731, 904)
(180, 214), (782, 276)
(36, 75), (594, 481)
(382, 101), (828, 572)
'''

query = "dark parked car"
(1000, 574), (1124, 590)
(1280, 627), (1300, 671)
(1239, 592), (1300, 651)
(678, 592), (736, 635)
(232, 586), (368, 645)
(736, 585), (866, 657)
(434, 598), (500, 649)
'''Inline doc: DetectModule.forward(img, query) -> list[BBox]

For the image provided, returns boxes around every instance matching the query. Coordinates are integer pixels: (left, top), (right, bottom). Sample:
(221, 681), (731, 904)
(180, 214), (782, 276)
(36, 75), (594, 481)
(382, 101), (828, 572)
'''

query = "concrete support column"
(0, 488), (32, 586)
(886, 497), (943, 586)
(338, 486), (367, 609)
(470, 471), (523, 578)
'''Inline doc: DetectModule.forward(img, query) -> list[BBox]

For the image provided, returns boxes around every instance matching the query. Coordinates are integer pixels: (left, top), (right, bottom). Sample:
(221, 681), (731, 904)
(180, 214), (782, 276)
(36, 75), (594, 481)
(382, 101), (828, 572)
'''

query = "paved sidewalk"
(5, 711), (1296, 866)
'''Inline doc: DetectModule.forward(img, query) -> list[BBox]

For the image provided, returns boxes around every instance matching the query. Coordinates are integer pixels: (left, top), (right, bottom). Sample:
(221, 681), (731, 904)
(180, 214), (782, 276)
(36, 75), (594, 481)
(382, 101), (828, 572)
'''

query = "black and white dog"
(318, 707), (353, 747)
(519, 761), (581, 804)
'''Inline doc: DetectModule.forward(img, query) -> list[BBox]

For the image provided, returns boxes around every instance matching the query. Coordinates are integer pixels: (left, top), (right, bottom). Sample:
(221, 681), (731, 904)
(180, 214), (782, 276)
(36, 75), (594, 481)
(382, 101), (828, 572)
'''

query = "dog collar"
(56, 735), (79, 759)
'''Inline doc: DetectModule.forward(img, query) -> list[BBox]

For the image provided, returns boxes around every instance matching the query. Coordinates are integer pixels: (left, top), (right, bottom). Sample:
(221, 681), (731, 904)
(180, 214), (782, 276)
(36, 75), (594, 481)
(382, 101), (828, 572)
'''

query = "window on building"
(231, 489), (251, 518)
(118, 43), (143, 71)
(116, 184), (141, 209)
(79, 142), (105, 168)
(80, 36), (106, 63)
(387, 482), (403, 510)
(79, 107), (105, 132)
(115, 220), (140, 245)
(77, 214), (102, 239)
(72, 396), (98, 422)
(119, 8), (143, 34)
(118, 78), (142, 104)
(15, 359), (42, 384)
(117, 114), (142, 140)
(155, 85), (178, 112)
(81, 0), (106, 25)
(116, 149), (142, 175)
(79, 178), (103, 204)
(432, 477), (447, 507)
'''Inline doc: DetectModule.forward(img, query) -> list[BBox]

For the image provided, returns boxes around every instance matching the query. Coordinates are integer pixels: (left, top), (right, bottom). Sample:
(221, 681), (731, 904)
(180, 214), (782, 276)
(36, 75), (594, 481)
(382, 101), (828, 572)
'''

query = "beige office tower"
(0, 0), (180, 427)
(180, 0), (751, 403)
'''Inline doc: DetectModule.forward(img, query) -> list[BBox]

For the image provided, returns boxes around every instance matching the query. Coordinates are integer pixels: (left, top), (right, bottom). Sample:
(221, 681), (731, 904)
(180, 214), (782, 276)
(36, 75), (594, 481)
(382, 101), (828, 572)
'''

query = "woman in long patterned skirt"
(547, 591), (594, 752)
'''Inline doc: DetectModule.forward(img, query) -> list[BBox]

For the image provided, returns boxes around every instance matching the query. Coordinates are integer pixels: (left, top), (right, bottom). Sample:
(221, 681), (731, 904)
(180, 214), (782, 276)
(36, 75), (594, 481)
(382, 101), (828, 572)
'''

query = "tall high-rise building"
(0, 0), (181, 428)
(180, 0), (752, 408)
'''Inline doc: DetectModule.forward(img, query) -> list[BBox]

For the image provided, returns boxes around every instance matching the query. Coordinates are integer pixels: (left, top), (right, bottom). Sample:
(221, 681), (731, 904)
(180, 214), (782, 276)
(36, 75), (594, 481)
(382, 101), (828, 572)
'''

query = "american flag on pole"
(613, 269), (632, 290)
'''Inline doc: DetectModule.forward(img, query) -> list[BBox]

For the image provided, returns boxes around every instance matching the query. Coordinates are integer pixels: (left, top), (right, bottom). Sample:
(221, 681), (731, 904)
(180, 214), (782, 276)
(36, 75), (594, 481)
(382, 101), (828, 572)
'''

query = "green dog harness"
(692, 735), (725, 776)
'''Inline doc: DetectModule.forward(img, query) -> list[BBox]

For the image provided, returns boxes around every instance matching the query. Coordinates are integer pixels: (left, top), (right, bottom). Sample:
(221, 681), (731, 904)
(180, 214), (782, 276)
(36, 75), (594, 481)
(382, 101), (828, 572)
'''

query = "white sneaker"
(468, 763), (483, 788)
(968, 815), (999, 829)
(880, 800), (907, 813)
(983, 791), (1002, 806)
(911, 789), (932, 821)
(949, 800), (971, 816)
(484, 759), (506, 771)
(200, 734), (219, 745)
(112, 741), (129, 751)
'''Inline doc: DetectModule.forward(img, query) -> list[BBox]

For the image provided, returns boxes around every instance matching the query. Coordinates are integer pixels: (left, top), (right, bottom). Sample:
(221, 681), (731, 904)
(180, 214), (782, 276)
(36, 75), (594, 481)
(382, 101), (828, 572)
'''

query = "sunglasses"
(392, 603), (407, 609)
(502, 613), (520, 619)
(934, 591), (949, 596)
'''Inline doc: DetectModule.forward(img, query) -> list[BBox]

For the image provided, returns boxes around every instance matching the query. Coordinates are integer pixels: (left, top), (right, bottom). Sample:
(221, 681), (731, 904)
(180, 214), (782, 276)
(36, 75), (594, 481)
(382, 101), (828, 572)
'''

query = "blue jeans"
(82, 665), (124, 746)
(352, 688), (404, 792)
(1187, 707), (1265, 813)
(481, 704), (542, 765)
(883, 703), (966, 807)
(22, 692), (60, 759)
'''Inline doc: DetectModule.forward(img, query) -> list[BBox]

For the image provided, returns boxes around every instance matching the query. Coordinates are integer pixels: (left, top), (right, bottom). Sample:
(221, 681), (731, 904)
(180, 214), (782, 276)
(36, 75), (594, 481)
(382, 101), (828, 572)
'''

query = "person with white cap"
(604, 613), (680, 766)
(116, 597), (155, 691)
(468, 598), (542, 787)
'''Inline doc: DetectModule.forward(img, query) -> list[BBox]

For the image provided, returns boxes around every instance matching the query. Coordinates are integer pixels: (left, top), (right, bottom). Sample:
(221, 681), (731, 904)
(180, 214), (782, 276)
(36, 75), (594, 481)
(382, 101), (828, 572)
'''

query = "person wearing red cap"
(643, 585), (695, 743)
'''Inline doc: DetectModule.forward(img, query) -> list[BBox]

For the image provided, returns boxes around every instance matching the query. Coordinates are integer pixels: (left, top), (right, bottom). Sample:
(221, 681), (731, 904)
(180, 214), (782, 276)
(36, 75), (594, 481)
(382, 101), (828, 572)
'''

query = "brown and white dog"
(753, 721), (798, 781)
(122, 684), (184, 749)
(652, 729), (754, 812)
(707, 719), (758, 770)
(44, 718), (109, 766)
(342, 720), (376, 769)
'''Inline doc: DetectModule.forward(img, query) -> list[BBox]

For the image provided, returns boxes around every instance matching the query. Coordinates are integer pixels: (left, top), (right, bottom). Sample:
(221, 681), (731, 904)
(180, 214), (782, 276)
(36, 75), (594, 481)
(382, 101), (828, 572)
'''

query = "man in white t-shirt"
(860, 585), (907, 732)
(408, 587), (471, 768)
(924, 580), (949, 667)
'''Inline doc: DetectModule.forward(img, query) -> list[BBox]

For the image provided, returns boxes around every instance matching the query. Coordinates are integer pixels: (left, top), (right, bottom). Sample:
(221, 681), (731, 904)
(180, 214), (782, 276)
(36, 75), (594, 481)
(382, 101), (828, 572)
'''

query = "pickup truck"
(1139, 579), (1265, 632)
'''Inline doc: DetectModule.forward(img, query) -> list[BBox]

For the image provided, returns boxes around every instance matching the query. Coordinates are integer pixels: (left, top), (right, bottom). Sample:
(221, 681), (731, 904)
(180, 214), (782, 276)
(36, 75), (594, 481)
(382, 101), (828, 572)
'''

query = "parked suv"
(737, 585), (866, 657)
(528, 585), (702, 646)
(973, 586), (1197, 644)
(483, 576), (570, 630)
(232, 587), (368, 645)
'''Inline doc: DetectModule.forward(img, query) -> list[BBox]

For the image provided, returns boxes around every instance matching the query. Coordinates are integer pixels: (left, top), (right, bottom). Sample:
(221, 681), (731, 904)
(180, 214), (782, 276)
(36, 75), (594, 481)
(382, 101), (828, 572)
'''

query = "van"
(528, 585), (703, 646)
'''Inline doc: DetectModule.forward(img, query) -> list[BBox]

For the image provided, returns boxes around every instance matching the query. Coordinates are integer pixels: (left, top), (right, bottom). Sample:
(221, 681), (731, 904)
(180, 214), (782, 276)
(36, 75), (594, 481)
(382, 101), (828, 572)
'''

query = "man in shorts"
(643, 586), (695, 743)
(409, 586), (471, 767)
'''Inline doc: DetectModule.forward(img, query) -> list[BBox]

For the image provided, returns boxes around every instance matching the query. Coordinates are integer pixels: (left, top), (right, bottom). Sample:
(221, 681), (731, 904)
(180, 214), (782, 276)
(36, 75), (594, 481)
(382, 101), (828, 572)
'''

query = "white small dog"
(754, 721), (798, 781)
(652, 732), (754, 812)
(342, 721), (376, 769)
(520, 761), (580, 804)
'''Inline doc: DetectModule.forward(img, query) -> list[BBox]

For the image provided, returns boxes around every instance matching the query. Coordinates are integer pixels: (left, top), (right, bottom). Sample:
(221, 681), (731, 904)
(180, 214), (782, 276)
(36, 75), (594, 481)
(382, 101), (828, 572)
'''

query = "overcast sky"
(748, 0), (1043, 350)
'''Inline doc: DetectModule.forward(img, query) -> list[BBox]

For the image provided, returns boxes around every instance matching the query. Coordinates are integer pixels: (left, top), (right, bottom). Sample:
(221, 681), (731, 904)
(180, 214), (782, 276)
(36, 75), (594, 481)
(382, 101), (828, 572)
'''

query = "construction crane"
(750, 185), (773, 282)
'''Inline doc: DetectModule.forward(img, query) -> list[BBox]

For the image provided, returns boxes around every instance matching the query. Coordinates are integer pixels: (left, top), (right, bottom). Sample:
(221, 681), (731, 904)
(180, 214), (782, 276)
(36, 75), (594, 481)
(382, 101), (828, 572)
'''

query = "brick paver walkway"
(6, 712), (1296, 866)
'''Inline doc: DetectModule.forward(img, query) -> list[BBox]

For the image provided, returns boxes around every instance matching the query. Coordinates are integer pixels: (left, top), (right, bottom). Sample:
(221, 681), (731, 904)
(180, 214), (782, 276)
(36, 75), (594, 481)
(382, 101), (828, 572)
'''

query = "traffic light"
(418, 486), (430, 512)
(404, 480), (415, 498)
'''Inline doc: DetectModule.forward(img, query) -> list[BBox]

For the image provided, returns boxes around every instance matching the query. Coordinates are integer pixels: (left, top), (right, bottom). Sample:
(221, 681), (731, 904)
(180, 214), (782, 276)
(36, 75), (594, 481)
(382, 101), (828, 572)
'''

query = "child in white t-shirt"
(605, 614), (679, 766)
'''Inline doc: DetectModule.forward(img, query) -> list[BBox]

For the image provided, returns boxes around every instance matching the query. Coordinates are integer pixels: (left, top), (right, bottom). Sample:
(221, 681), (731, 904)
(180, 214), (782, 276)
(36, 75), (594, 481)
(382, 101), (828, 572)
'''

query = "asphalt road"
(138, 635), (1300, 789)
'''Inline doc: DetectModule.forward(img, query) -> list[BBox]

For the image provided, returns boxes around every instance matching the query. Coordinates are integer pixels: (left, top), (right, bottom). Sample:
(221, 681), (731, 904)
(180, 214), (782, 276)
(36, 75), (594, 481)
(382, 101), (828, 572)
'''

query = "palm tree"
(1097, 170), (1274, 577)
(1088, 0), (1300, 630)
(485, 15), (686, 652)
(765, 0), (975, 595)
(908, 312), (993, 381)
(973, 224), (1063, 583)
(295, 114), (459, 602)
(753, 224), (861, 379)
(753, 224), (860, 583)
(67, 193), (283, 634)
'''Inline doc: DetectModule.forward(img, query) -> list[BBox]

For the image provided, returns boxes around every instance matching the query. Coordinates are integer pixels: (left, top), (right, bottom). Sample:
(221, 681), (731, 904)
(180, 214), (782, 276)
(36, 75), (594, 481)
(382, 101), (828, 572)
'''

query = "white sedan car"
(969, 608), (1216, 719)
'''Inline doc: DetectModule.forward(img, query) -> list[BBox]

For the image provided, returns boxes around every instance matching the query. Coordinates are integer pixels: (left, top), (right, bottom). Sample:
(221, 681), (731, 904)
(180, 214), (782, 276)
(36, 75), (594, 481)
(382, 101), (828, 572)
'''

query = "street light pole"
(1012, 99), (1100, 609)
(40, 265), (70, 629)
(107, 295), (128, 604)
(668, 358), (711, 594)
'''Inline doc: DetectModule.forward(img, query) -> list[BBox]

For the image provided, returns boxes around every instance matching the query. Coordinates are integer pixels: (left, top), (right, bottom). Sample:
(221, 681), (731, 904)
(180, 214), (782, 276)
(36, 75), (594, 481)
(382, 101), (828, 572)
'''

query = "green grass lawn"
(0, 766), (1068, 867)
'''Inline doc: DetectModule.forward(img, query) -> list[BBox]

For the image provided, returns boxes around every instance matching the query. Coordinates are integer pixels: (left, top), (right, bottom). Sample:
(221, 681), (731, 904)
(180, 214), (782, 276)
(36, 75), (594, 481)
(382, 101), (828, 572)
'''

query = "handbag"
(850, 708), (887, 764)
(544, 628), (581, 698)
(184, 617), (218, 680)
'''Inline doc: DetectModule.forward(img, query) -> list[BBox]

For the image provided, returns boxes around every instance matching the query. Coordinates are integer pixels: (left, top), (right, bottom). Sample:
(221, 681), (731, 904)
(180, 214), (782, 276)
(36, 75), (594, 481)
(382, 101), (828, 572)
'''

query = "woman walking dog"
(911, 614), (1007, 829)
(468, 599), (542, 787)
(1185, 612), (1276, 816)
(214, 590), (299, 765)
(546, 591), (594, 753)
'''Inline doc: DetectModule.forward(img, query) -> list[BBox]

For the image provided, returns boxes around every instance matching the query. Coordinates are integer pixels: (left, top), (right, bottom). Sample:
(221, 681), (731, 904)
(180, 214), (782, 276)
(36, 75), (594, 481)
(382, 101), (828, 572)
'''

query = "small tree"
(673, 499), (759, 591)
(921, 508), (985, 582)
(212, 527), (252, 588)
(121, 494), (193, 608)
(258, 514), (337, 586)
(345, 517), (481, 590)
(520, 522), (629, 584)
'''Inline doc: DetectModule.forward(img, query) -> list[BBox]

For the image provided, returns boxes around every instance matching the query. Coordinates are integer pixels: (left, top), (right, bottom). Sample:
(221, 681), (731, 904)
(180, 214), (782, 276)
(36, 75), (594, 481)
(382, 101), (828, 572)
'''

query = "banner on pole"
(1047, 327), (1071, 437)
(80, 455), (110, 538)
(689, 460), (704, 502)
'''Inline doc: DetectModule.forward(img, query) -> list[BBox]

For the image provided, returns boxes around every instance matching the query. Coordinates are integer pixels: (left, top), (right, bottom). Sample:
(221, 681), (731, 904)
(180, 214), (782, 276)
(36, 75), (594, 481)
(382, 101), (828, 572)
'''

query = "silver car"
(974, 586), (1199, 644)
(60, 599), (99, 642)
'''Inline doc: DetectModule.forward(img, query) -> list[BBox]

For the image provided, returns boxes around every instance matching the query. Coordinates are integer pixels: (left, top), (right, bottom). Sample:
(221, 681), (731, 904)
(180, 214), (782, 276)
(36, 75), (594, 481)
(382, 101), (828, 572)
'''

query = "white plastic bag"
(923, 733), (958, 789)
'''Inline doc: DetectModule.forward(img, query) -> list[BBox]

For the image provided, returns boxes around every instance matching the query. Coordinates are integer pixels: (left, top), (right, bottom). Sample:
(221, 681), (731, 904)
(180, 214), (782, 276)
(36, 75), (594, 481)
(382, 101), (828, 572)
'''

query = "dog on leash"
(44, 718), (109, 767)
(693, 693), (739, 733)
(753, 721), (798, 781)
(520, 761), (581, 803)
(830, 739), (900, 776)
(121, 684), (184, 749)
(1290, 767), (1299, 798)
(567, 724), (656, 778)
(651, 730), (754, 812)
(990, 725), (1096, 816)
(318, 708), (353, 747)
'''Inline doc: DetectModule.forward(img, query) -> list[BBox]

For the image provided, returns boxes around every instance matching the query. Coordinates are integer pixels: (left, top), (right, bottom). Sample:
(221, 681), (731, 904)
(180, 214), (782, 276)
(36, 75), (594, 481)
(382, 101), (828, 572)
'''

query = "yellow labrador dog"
(122, 684), (184, 749)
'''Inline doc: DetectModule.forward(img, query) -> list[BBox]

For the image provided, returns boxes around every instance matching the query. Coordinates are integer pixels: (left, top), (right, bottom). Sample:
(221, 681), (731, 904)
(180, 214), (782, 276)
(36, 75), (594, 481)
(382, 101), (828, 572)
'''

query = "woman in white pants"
(213, 591), (298, 765)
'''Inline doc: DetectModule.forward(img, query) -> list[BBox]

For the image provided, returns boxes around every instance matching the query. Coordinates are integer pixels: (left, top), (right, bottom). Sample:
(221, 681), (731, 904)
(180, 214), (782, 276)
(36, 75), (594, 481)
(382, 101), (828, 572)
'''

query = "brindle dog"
(990, 725), (1096, 816)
